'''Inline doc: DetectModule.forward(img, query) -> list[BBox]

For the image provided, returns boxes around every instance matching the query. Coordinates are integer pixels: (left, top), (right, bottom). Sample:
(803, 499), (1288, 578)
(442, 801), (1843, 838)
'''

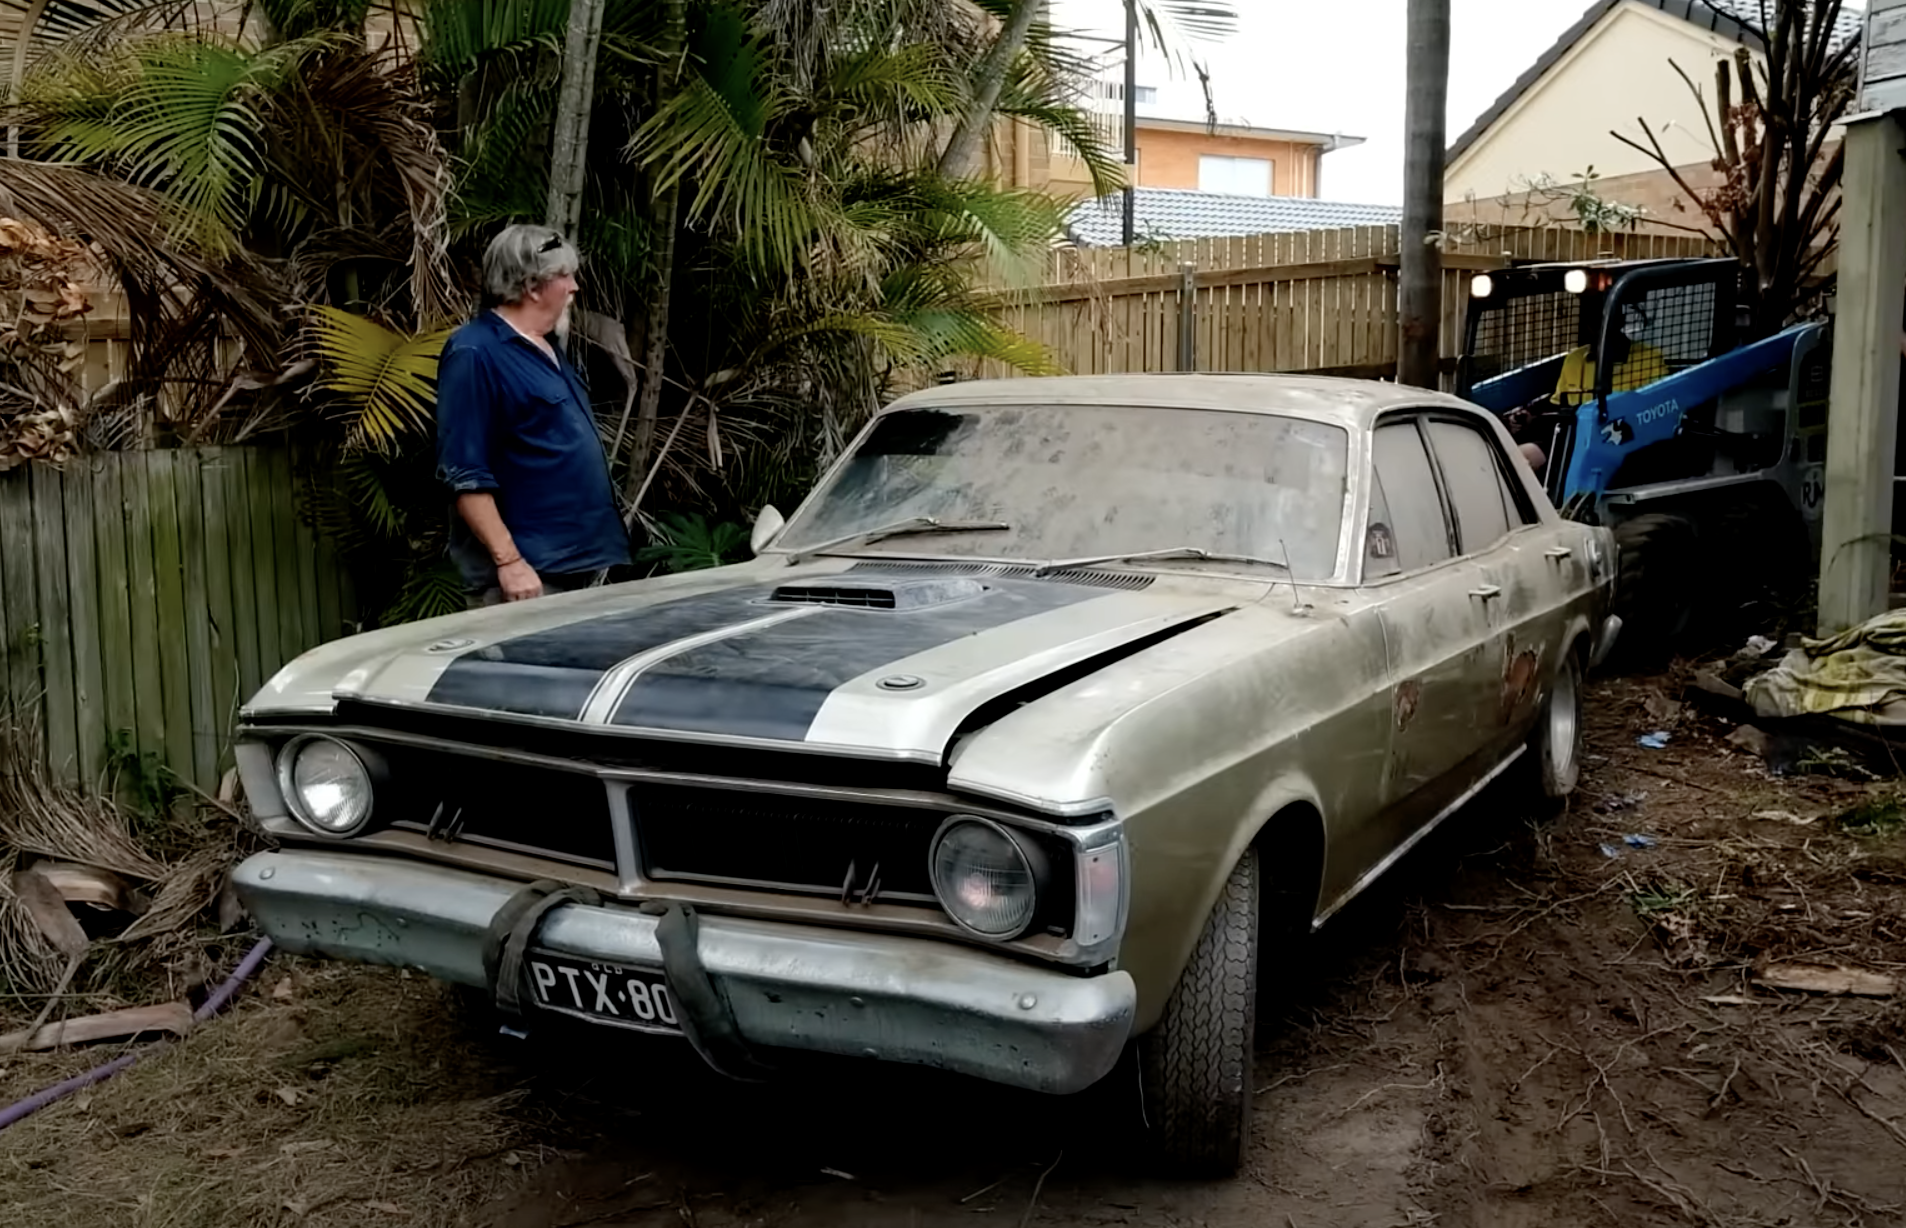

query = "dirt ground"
(5, 669), (1906, 1228)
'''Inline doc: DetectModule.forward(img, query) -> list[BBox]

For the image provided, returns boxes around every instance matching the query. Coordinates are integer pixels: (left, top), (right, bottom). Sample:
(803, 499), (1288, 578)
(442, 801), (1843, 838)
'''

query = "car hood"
(249, 561), (1252, 761)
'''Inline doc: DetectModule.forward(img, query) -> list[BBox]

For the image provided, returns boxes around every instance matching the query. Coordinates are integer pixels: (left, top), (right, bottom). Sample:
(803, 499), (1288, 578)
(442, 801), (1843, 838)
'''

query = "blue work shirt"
(435, 311), (630, 590)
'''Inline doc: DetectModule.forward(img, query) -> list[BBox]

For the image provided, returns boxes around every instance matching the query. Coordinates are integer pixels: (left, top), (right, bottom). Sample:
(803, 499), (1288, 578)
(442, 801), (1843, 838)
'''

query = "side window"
(1426, 420), (1521, 553)
(1369, 421), (1453, 573)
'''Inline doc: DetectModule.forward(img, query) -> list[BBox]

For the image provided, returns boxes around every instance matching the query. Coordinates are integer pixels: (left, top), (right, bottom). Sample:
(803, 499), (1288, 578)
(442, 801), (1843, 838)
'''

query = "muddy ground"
(5, 670), (1906, 1228)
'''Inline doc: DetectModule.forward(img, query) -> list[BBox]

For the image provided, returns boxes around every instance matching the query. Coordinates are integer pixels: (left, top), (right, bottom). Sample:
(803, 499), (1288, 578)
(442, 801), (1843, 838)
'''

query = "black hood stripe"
(609, 578), (1101, 742)
(426, 587), (781, 720)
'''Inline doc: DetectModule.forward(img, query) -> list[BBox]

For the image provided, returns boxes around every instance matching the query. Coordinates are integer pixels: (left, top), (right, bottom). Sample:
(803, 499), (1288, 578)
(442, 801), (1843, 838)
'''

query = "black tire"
(1138, 846), (1260, 1177)
(1529, 646), (1583, 801)
(1610, 513), (1697, 660)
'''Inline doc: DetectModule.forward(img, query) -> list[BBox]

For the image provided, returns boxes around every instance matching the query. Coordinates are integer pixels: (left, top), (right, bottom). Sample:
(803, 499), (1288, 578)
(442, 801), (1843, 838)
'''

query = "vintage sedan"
(231, 374), (1619, 1174)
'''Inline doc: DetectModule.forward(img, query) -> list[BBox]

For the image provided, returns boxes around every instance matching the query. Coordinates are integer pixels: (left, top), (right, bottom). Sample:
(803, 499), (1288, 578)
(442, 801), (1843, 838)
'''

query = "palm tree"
(937, 0), (1242, 180)
(0, 0), (1132, 616)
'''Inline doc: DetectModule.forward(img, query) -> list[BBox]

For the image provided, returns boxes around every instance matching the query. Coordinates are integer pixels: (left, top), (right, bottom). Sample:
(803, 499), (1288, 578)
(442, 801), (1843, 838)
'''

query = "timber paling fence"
(966, 223), (1717, 383)
(0, 447), (354, 796)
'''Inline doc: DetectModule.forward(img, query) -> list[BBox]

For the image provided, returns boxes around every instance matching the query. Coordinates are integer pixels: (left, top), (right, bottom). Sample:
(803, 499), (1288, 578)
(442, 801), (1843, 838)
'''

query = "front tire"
(1138, 846), (1260, 1176)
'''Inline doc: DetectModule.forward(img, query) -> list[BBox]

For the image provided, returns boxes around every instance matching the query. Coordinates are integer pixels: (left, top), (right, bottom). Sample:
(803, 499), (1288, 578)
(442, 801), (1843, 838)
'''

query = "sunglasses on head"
(538, 233), (564, 254)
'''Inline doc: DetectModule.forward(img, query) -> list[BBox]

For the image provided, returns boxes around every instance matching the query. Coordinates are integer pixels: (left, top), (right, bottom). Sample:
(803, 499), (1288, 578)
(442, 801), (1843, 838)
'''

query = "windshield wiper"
(784, 516), (1011, 564)
(1030, 546), (1292, 577)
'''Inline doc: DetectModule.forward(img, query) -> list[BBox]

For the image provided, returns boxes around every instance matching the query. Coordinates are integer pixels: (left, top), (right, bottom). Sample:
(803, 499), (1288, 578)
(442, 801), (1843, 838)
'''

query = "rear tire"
(1138, 847), (1260, 1177)
(1529, 647), (1583, 800)
(1610, 513), (1696, 661)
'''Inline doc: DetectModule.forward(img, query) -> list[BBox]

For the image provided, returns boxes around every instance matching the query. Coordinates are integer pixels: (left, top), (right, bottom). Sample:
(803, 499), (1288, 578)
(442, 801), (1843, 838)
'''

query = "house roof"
(1448, 0), (1866, 164)
(1134, 117), (1367, 151)
(1064, 188), (1404, 246)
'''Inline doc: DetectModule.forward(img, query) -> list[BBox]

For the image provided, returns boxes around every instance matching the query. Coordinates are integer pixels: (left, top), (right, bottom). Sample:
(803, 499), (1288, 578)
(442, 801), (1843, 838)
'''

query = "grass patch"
(1837, 796), (1906, 840)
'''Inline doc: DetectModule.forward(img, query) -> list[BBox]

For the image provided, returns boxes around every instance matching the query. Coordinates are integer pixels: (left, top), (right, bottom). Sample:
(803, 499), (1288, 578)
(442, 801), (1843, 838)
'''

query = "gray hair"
(482, 223), (580, 305)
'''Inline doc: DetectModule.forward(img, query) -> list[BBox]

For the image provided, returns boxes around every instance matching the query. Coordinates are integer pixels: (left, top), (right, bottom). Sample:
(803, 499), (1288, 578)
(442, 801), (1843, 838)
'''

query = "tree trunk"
(938, 0), (1044, 179)
(1397, 0), (1450, 390)
(623, 185), (680, 513)
(546, 0), (607, 237)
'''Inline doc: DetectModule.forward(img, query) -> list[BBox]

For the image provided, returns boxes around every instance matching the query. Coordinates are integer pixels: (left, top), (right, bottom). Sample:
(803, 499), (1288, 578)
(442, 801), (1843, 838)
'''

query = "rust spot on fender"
(1501, 640), (1541, 723)
(1394, 679), (1422, 731)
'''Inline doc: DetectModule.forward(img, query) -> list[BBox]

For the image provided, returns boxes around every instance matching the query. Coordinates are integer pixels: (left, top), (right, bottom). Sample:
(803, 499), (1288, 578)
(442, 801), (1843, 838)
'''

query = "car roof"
(885, 372), (1485, 432)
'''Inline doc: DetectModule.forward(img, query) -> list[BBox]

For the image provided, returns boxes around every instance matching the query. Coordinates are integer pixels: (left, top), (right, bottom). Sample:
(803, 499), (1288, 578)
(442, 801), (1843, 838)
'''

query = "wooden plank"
(269, 449), (304, 668)
(29, 466), (77, 779)
(199, 447), (241, 771)
(222, 450), (263, 700)
(57, 463), (105, 787)
(90, 457), (136, 774)
(289, 457), (322, 654)
(243, 449), (284, 689)
(119, 451), (166, 775)
(145, 452), (194, 792)
(0, 470), (37, 725)
(175, 450), (218, 790)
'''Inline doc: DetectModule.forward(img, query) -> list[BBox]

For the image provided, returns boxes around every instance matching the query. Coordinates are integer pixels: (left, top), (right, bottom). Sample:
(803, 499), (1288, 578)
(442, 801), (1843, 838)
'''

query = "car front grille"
(380, 747), (617, 871)
(629, 783), (943, 903)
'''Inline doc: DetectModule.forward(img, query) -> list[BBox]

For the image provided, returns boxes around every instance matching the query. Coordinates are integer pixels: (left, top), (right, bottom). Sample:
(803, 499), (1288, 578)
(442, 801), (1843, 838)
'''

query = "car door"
(1423, 415), (1574, 753)
(1361, 415), (1501, 862)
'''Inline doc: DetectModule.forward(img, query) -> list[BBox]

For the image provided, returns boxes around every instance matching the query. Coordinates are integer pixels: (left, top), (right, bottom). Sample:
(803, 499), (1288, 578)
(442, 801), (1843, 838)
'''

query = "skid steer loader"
(1456, 257), (1831, 652)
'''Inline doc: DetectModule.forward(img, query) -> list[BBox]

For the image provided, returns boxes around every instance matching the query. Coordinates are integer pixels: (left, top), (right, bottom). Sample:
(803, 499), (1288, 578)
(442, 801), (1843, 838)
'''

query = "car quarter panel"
(947, 592), (1395, 1030)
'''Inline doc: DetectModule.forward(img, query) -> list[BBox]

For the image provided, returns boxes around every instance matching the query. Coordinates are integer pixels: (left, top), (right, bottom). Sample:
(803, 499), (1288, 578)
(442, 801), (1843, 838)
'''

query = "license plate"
(523, 952), (682, 1035)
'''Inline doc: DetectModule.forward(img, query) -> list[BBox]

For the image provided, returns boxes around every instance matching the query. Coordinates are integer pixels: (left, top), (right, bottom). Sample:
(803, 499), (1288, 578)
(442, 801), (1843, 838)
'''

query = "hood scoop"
(768, 575), (988, 611)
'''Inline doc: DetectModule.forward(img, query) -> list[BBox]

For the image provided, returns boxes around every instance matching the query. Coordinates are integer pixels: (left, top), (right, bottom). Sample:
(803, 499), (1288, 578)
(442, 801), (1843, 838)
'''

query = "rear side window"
(1369, 421), (1452, 573)
(1426, 420), (1525, 553)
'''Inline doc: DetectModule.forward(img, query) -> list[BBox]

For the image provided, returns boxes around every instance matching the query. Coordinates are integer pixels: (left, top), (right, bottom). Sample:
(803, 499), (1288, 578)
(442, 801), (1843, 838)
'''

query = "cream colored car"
(232, 375), (1618, 1175)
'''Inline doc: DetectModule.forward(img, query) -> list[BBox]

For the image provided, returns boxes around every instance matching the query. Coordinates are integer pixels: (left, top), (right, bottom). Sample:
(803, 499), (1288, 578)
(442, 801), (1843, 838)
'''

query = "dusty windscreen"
(779, 404), (1349, 578)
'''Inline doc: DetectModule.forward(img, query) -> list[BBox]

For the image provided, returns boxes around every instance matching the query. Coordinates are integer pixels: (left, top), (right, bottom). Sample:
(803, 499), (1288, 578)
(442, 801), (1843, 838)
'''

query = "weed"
(104, 727), (182, 819)
(1838, 796), (1906, 840)
(1628, 879), (1699, 919)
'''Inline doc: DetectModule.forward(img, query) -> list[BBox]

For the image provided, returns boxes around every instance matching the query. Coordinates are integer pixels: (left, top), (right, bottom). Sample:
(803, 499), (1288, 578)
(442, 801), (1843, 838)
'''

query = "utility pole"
(546, 0), (607, 238)
(1122, 0), (1138, 245)
(1397, 0), (1450, 390)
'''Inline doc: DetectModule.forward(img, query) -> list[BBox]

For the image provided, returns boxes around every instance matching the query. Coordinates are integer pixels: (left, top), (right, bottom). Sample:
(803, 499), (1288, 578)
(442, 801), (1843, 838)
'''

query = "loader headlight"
(1564, 268), (1589, 294)
(276, 735), (375, 837)
(1470, 274), (1494, 299)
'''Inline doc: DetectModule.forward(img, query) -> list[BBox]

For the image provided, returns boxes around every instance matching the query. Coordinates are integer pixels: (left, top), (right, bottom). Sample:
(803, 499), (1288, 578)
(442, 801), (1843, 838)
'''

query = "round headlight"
(276, 736), (374, 836)
(929, 817), (1046, 940)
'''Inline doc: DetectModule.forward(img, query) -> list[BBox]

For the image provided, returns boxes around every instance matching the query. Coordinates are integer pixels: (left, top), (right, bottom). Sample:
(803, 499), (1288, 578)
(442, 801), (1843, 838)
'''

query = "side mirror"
(750, 505), (785, 555)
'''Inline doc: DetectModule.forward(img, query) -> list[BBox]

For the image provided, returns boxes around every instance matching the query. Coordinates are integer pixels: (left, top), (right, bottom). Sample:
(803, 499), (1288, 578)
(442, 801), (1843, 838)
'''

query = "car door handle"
(1468, 585), (1502, 600)
(1544, 547), (1572, 560)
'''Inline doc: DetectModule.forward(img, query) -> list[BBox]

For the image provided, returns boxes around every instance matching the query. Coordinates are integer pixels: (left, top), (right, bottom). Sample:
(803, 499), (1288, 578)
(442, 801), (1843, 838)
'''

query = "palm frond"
(381, 554), (468, 624)
(306, 305), (451, 450)
(29, 33), (311, 253)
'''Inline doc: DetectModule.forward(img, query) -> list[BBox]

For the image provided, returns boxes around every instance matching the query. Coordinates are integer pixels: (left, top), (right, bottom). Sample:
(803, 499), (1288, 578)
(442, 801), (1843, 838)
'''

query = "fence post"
(1176, 262), (1197, 371)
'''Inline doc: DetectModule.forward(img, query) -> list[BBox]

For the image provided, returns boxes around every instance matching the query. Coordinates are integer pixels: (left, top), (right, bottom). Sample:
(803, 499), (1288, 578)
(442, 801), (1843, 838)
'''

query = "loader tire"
(1611, 513), (1697, 662)
(1138, 847), (1260, 1177)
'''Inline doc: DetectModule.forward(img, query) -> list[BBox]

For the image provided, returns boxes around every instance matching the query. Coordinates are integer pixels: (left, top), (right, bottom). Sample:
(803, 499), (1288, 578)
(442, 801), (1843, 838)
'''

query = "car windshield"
(774, 404), (1350, 579)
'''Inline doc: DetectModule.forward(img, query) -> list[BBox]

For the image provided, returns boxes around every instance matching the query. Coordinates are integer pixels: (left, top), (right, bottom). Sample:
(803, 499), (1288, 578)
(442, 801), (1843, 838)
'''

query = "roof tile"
(1065, 188), (1404, 246)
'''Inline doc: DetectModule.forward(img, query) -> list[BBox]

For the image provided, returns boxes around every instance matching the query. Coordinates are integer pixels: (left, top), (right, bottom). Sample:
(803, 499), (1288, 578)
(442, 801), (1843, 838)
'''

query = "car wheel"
(1138, 846), (1260, 1176)
(1530, 647), (1583, 800)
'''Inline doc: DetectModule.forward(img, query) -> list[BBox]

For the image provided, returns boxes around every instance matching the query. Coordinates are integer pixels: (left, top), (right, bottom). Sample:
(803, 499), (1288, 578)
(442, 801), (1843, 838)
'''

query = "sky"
(1051, 0), (1604, 207)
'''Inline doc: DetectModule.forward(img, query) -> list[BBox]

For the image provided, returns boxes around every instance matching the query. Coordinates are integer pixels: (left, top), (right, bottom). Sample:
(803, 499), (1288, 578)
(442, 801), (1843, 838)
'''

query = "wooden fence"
(966, 223), (1718, 383)
(0, 448), (355, 796)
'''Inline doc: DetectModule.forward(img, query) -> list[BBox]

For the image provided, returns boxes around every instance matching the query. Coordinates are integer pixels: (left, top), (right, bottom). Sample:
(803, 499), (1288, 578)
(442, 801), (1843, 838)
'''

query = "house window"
(1198, 155), (1272, 196)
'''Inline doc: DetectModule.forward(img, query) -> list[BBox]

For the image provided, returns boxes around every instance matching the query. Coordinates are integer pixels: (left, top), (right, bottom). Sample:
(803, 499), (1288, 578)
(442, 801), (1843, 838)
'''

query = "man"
(436, 224), (630, 606)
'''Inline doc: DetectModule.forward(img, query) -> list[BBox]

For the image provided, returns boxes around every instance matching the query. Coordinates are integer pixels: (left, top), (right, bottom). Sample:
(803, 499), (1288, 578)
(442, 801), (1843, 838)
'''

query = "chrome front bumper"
(232, 850), (1135, 1095)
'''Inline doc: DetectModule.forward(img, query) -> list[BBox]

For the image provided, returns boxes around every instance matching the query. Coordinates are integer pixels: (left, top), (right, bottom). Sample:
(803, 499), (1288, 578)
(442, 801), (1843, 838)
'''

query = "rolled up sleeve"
(435, 339), (498, 493)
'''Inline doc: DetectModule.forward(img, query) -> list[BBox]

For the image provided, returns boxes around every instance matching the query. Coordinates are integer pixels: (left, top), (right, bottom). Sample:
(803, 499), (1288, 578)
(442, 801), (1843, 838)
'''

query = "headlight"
(275, 736), (375, 836)
(929, 816), (1047, 940)
(1469, 273), (1494, 299)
